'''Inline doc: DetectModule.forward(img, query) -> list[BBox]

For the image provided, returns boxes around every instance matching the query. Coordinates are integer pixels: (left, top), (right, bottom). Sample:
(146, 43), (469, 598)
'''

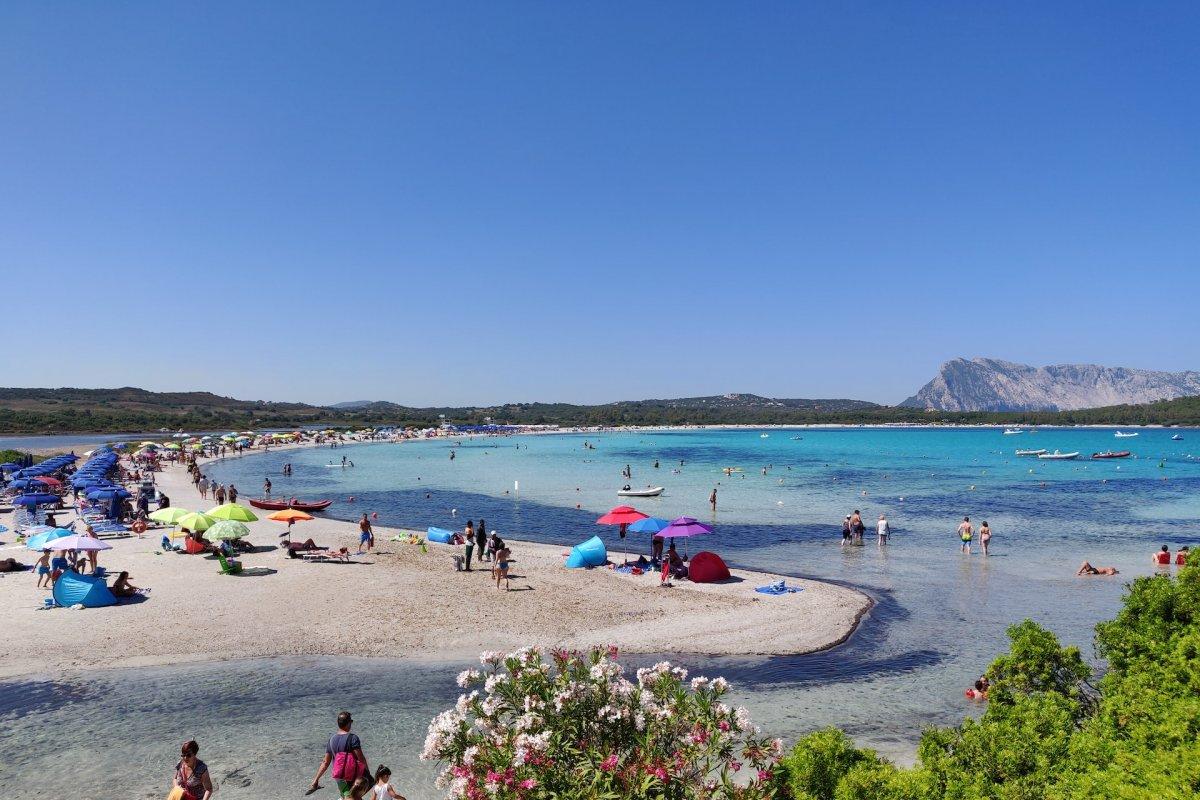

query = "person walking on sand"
(310, 711), (369, 797)
(495, 543), (512, 590)
(958, 517), (973, 554)
(980, 521), (992, 556)
(227, 484), (238, 504)
(877, 514), (890, 547)
(358, 514), (374, 554)
(463, 520), (475, 571)
(197, 476), (209, 500)
(35, 549), (51, 588)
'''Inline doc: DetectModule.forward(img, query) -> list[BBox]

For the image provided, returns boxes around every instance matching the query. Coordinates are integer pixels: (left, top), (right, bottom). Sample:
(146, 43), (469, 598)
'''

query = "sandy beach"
(0, 444), (870, 679)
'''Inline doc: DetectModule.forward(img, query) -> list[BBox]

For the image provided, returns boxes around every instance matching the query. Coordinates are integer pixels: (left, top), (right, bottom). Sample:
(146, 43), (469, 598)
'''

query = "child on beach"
(369, 766), (406, 800)
(35, 549), (51, 588)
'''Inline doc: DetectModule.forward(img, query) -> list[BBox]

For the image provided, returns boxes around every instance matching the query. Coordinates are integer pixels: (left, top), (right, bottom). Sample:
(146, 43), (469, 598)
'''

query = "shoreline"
(0, 443), (872, 680)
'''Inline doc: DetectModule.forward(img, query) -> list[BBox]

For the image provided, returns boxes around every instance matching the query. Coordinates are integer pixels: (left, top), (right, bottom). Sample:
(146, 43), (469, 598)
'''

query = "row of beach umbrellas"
(596, 505), (713, 561)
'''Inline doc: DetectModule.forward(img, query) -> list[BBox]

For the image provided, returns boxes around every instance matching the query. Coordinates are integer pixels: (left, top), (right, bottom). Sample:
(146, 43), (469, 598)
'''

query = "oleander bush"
(421, 646), (783, 799)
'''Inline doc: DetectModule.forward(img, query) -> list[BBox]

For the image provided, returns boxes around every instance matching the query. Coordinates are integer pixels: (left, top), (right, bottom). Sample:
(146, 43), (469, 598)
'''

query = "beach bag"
(331, 735), (363, 781)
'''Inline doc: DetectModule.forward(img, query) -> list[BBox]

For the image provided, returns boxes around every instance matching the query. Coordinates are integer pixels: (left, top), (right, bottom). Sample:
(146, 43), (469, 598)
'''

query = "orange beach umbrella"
(267, 509), (314, 523)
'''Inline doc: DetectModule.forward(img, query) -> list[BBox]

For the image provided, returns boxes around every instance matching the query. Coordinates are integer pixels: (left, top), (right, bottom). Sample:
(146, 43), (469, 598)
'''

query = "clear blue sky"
(2, 2), (1197, 406)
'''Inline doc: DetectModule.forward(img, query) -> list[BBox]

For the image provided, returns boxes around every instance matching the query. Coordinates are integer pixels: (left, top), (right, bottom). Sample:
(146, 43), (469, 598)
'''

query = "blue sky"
(2, 2), (1197, 406)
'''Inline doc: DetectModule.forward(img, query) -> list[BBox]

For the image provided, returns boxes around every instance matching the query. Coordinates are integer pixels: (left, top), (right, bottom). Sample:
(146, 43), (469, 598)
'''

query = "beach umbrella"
(206, 503), (258, 522)
(627, 517), (671, 534)
(176, 512), (217, 532)
(267, 509), (314, 522)
(267, 508), (313, 538)
(149, 507), (192, 524)
(596, 506), (648, 562)
(207, 520), (250, 541)
(13, 493), (61, 507)
(163, 443), (181, 450)
(40, 535), (112, 552)
(32, 476), (63, 487)
(86, 487), (131, 501)
(659, 516), (713, 558)
(25, 527), (75, 550)
(596, 506), (648, 525)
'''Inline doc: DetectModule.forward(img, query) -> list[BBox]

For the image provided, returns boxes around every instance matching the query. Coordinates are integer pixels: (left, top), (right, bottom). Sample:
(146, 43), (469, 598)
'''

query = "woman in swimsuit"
(979, 521), (992, 556)
(1077, 562), (1119, 576)
(495, 545), (511, 591)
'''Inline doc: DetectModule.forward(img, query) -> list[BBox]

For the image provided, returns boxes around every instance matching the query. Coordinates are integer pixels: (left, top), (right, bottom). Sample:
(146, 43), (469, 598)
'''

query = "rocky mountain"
(901, 358), (1200, 412)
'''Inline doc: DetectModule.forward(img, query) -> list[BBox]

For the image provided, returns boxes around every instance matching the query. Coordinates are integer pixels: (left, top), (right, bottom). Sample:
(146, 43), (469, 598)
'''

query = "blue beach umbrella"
(13, 493), (61, 506)
(86, 487), (130, 500)
(627, 517), (672, 534)
(25, 527), (74, 550)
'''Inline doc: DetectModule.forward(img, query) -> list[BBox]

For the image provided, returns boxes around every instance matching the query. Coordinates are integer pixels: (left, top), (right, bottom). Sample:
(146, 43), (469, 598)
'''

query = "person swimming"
(1077, 562), (1119, 576)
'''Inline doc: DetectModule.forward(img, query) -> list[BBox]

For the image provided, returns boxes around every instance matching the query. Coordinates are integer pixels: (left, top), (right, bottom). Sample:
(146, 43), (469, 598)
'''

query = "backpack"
(331, 734), (363, 781)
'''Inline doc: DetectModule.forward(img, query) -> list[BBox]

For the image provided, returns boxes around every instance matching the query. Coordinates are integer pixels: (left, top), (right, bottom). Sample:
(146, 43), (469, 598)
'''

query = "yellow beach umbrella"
(177, 512), (217, 532)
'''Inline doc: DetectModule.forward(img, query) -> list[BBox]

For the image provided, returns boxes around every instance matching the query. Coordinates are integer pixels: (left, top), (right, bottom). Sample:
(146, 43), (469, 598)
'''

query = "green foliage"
(778, 569), (1200, 799)
(4, 386), (1200, 433)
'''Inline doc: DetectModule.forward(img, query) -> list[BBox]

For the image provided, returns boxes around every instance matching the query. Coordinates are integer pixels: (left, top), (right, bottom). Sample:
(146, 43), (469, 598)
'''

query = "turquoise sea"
(4, 427), (1199, 799)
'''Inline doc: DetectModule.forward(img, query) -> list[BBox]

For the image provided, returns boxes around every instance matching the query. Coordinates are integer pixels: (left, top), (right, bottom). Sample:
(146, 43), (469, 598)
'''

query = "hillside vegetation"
(1, 387), (1200, 434)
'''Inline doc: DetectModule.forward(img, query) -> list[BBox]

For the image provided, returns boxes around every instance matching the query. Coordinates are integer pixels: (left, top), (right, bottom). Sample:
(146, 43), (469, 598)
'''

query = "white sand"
(0, 445), (870, 679)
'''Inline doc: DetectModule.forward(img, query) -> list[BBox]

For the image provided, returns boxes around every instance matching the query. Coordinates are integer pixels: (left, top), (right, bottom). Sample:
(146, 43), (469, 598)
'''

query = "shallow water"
(4, 427), (1198, 798)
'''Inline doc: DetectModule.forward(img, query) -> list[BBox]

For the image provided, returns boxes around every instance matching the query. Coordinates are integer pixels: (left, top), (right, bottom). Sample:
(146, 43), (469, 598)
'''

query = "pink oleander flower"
(601, 754), (619, 771)
(757, 769), (773, 782)
(730, 760), (743, 773)
(519, 778), (537, 789)
(718, 720), (730, 731)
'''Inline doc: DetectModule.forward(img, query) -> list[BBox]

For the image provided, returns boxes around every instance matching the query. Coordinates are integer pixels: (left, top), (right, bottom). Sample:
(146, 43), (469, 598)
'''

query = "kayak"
(1091, 451), (1131, 459)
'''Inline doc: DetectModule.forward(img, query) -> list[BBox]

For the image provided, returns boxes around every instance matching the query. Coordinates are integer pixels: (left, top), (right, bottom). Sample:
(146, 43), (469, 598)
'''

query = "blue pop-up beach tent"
(565, 535), (607, 568)
(52, 572), (117, 608)
(427, 527), (455, 544)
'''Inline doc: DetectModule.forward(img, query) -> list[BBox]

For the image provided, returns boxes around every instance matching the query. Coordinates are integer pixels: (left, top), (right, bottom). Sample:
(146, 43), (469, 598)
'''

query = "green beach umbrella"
(206, 502), (258, 522)
(177, 511), (216, 532)
(207, 520), (250, 541)
(149, 507), (192, 524)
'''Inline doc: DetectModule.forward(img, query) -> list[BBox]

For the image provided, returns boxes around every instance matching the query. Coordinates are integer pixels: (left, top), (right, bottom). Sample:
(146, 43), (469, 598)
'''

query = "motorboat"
(791, 435), (803, 440)
(247, 497), (333, 511)
(1003, 428), (1024, 435)
(617, 486), (664, 497)
(759, 433), (769, 438)
(1171, 434), (1183, 441)
(1038, 450), (1080, 460)
(1091, 451), (1131, 459)
(1114, 431), (1139, 438)
(1015, 449), (1047, 456)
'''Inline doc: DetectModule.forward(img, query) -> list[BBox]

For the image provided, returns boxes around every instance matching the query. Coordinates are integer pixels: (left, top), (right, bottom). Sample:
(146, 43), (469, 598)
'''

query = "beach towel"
(754, 580), (803, 595)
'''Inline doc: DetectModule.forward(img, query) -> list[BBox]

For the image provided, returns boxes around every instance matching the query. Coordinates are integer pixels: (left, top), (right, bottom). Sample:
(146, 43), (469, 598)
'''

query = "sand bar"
(0, 444), (870, 679)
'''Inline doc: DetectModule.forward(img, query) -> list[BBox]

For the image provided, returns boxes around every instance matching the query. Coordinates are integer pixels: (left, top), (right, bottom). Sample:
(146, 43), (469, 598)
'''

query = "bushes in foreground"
(424, 569), (1200, 799)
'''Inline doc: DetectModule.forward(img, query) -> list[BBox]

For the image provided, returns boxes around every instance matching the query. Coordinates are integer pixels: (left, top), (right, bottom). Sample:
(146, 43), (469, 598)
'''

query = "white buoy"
(514, 480), (519, 494)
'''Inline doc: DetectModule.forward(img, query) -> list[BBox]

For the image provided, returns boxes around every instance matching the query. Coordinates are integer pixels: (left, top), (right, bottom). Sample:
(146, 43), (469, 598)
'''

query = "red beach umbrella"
(597, 506), (648, 564)
(596, 506), (648, 526)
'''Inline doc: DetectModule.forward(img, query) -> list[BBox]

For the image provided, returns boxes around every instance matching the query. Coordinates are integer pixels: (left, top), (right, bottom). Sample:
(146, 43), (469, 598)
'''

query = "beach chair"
(215, 552), (243, 575)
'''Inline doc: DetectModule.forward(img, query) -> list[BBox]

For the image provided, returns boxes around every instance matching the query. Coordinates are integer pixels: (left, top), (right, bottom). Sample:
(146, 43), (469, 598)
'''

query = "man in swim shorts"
(958, 517), (973, 554)
(357, 514), (374, 554)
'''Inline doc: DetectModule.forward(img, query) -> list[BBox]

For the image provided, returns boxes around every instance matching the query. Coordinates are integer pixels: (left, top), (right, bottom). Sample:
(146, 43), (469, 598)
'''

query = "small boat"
(1003, 428), (1024, 435)
(1171, 434), (1183, 441)
(617, 486), (664, 497)
(1114, 431), (1139, 438)
(1038, 450), (1080, 460)
(247, 497), (334, 511)
(790, 436), (803, 440)
(1091, 451), (1131, 459)
(1015, 449), (1047, 456)
(759, 433), (770, 438)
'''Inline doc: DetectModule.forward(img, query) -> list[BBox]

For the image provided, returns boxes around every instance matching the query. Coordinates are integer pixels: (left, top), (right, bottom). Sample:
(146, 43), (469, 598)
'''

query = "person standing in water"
(980, 521), (992, 556)
(263, 477), (272, 497)
(958, 516), (973, 554)
(850, 510), (864, 545)
(877, 514), (890, 547)
(709, 487), (717, 511)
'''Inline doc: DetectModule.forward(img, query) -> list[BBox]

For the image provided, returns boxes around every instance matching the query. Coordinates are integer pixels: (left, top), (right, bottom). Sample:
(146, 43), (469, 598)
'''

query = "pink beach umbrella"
(41, 535), (112, 551)
(660, 516), (713, 558)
